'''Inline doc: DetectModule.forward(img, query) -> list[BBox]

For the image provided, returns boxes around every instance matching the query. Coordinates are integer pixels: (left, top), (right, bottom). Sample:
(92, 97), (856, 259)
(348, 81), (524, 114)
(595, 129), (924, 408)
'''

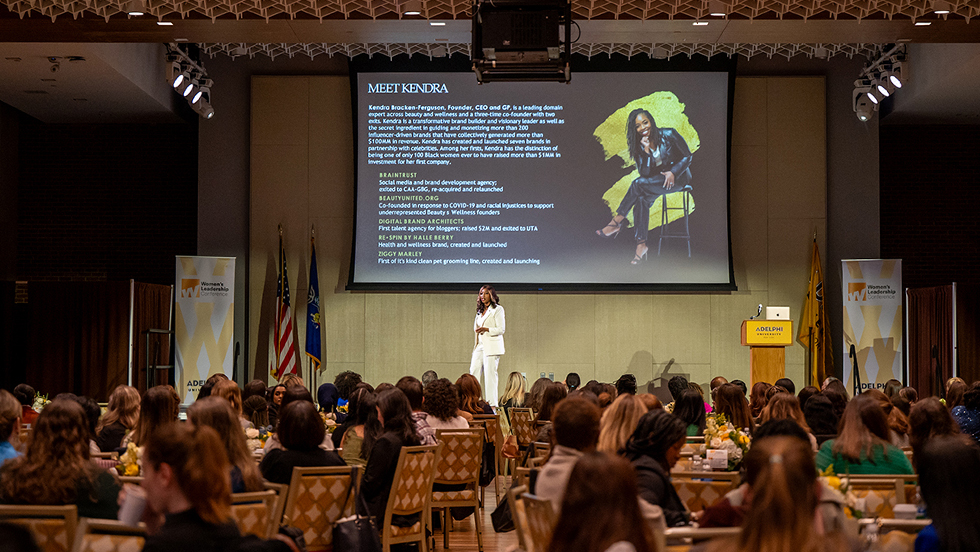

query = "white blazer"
(474, 305), (505, 356)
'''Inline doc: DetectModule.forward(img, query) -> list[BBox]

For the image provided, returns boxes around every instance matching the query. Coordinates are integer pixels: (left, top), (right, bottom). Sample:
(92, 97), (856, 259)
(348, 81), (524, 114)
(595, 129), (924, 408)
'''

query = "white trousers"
(469, 345), (500, 407)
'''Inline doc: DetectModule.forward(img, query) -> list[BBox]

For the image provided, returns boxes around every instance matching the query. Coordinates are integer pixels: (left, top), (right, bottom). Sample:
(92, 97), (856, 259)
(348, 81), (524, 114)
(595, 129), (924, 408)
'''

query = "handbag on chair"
(332, 467), (382, 552)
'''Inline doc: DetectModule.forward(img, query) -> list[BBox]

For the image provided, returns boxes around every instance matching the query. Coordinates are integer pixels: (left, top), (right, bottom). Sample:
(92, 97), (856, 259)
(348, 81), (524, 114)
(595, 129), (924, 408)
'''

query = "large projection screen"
(348, 69), (735, 291)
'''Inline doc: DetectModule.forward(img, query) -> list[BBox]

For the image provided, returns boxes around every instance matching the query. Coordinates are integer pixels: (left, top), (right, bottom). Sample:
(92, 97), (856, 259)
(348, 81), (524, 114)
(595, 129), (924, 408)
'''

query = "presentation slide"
(349, 71), (733, 290)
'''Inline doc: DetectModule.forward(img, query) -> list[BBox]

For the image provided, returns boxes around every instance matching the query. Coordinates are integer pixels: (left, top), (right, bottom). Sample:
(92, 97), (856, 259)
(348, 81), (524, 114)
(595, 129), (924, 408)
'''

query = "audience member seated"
(565, 372), (581, 392)
(815, 394), (913, 475)
(422, 378), (469, 432)
(637, 394), (662, 411)
(758, 393), (817, 450)
(527, 377), (553, 412)
(128, 385), (179, 448)
(547, 452), (657, 552)
(259, 401), (344, 484)
(714, 383), (755, 433)
(748, 382), (770, 420)
(0, 390), (22, 463)
(243, 379), (268, 402)
(267, 383), (286, 429)
(196, 373), (229, 401)
(421, 370), (438, 387)
(70, 395), (103, 455)
(698, 436), (849, 552)
(796, 386), (819, 411)
(803, 393), (839, 439)
(882, 378), (902, 400)
(664, 375), (688, 413)
(334, 370), (363, 413)
(243, 395), (270, 429)
(729, 379), (747, 396)
(0, 399), (120, 519)
(709, 376), (728, 401)
(396, 376), (436, 446)
(213, 380), (251, 429)
(499, 371), (527, 418)
(340, 388), (377, 467)
(615, 374), (638, 396)
(536, 397), (601, 513)
(687, 382), (711, 414)
(914, 435), (980, 552)
(863, 388), (910, 447)
(822, 379), (850, 420)
(951, 382), (980, 443)
(280, 374), (305, 389)
(533, 382), (568, 442)
(187, 396), (264, 493)
(774, 377), (796, 395)
(95, 384), (140, 452)
(763, 384), (789, 407)
(316, 382), (341, 416)
(672, 389), (706, 437)
(12, 384), (38, 426)
(623, 409), (689, 527)
(898, 386), (918, 409)
(139, 423), (294, 552)
(457, 374), (494, 416)
(358, 389), (422, 527)
(909, 397), (969, 469)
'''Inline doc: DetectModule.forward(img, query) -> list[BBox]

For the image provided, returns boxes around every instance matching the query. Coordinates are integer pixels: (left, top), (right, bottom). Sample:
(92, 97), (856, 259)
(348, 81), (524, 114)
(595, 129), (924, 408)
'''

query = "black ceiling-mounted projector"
(472, 0), (571, 83)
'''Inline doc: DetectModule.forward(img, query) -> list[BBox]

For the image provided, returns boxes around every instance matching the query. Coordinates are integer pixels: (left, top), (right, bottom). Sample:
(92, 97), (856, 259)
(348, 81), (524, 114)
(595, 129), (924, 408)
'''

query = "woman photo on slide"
(596, 108), (693, 265)
(470, 285), (505, 407)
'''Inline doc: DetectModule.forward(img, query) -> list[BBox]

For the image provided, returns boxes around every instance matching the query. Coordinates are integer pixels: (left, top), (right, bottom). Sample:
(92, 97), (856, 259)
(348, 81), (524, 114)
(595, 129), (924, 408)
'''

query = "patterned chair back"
(433, 429), (482, 487)
(671, 471), (741, 512)
(71, 519), (145, 552)
(387, 444), (442, 517)
(0, 504), (78, 552)
(509, 408), (536, 448)
(471, 413), (504, 491)
(847, 476), (913, 519)
(521, 493), (556, 552)
(231, 489), (278, 539)
(283, 465), (358, 551)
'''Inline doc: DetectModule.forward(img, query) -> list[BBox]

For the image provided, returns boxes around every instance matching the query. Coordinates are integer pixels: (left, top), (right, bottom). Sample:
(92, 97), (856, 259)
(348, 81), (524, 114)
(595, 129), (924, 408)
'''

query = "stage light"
(887, 62), (905, 88)
(853, 80), (877, 121)
(693, 21), (709, 25)
(166, 60), (183, 87)
(192, 80), (212, 104)
(875, 77), (891, 98)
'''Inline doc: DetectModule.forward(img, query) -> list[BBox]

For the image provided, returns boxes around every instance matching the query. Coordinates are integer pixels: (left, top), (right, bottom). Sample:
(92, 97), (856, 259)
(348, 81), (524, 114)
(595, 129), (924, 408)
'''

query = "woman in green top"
(815, 394), (914, 475)
(340, 388), (377, 467)
(673, 389), (706, 437)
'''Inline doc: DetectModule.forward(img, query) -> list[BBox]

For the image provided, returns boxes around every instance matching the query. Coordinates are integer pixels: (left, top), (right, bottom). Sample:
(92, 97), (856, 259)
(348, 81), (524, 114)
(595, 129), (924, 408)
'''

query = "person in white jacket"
(470, 284), (505, 406)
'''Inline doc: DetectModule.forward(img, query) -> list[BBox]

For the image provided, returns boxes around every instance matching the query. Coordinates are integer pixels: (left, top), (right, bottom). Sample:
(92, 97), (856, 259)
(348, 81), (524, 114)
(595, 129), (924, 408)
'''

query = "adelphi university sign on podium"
(741, 320), (793, 347)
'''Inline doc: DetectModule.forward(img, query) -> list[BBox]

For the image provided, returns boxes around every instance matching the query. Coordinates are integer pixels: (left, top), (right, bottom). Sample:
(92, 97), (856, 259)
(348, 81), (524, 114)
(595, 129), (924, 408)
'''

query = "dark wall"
(17, 122), (199, 285)
(0, 102), (19, 281)
(880, 125), (980, 289)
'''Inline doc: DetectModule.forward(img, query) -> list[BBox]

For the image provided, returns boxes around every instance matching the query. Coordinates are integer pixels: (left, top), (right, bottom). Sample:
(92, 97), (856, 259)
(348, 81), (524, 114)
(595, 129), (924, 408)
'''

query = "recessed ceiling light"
(175, 38), (189, 41)
(430, 21), (445, 26)
(157, 21), (174, 25)
(693, 21), (709, 25)
(915, 21), (932, 26)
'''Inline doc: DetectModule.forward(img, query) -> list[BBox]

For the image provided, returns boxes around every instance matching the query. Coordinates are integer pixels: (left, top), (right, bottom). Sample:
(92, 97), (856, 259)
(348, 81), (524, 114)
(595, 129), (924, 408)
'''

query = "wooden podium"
(741, 320), (793, 385)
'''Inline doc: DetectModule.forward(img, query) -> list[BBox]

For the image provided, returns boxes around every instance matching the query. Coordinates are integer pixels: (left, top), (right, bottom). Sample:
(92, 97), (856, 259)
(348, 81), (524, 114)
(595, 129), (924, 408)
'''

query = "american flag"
(272, 231), (298, 380)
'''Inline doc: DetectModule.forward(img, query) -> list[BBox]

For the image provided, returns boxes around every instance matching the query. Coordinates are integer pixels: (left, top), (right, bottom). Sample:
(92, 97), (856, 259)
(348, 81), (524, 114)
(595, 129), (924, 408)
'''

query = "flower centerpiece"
(320, 411), (339, 434)
(118, 442), (142, 476)
(703, 413), (751, 471)
(32, 392), (50, 413)
(245, 426), (271, 452)
(819, 464), (864, 519)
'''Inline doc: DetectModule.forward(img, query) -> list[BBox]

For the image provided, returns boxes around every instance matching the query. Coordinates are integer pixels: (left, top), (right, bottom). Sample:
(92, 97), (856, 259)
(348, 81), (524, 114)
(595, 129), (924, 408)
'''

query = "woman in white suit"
(470, 285), (505, 407)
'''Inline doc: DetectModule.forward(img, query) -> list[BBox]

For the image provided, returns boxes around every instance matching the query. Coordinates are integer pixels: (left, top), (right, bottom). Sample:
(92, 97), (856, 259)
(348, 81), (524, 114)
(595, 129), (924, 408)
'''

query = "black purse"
(479, 439), (496, 487)
(332, 468), (382, 552)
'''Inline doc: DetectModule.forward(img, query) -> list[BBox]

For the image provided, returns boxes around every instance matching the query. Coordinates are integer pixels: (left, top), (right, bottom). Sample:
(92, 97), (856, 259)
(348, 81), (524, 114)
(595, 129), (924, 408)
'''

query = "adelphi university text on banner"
(842, 259), (903, 392)
(175, 256), (236, 404)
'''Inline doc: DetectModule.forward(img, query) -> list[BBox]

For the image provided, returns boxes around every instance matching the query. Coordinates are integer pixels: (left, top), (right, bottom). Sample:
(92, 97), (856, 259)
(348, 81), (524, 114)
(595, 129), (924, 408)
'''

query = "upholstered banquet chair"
(521, 492), (556, 552)
(231, 489), (279, 539)
(431, 429), (484, 552)
(282, 465), (358, 552)
(381, 443), (442, 552)
(0, 504), (78, 552)
(71, 519), (145, 552)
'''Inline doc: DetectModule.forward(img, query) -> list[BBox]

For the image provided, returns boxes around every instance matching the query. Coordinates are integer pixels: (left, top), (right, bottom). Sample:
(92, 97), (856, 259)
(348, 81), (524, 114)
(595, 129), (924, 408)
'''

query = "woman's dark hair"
(625, 108), (659, 164)
(667, 376), (689, 402)
(622, 409), (687, 467)
(715, 383), (755, 432)
(73, 396), (102, 441)
(821, 387), (849, 421)
(964, 382), (980, 410)
(882, 379), (903, 400)
(749, 382), (771, 419)
(946, 381), (968, 410)
(395, 376), (424, 410)
(615, 374), (637, 396)
(547, 452), (655, 552)
(196, 373), (229, 401)
(528, 377), (552, 411)
(899, 386), (918, 405)
(565, 372), (581, 391)
(797, 386), (819, 411)
(730, 379), (748, 395)
(533, 383), (567, 424)
(131, 385), (180, 447)
(673, 389), (706, 436)
(475, 284), (500, 315)
(243, 395), (270, 428)
(243, 379), (267, 401)
(364, 389), (420, 459)
(280, 386), (314, 413)
(352, 388), (378, 426)
(803, 393), (839, 436)
(422, 378), (459, 421)
(832, 394), (891, 461)
(278, 400), (326, 451)
(334, 371), (363, 400)
(267, 383), (286, 403)
(12, 384), (35, 407)
(908, 397), (964, 467)
(917, 435), (980, 552)
(375, 383), (395, 394)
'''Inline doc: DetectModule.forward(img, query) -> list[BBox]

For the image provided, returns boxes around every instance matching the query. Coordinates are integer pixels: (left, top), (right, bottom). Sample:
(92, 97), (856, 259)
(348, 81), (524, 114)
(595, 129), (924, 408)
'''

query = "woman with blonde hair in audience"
(128, 385), (180, 447)
(597, 393), (649, 454)
(703, 436), (849, 552)
(456, 373), (494, 415)
(212, 379), (251, 429)
(759, 393), (817, 450)
(815, 394), (913, 475)
(0, 399), (120, 518)
(749, 382), (770, 419)
(187, 396), (264, 493)
(499, 371), (526, 414)
(863, 388), (910, 447)
(547, 452), (656, 552)
(0, 390), (21, 463)
(95, 384), (140, 452)
(714, 383), (755, 433)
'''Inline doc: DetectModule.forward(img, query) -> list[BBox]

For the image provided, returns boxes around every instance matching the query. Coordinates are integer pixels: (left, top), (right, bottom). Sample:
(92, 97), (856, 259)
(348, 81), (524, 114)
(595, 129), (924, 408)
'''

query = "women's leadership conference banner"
(842, 259), (903, 392)
(175, 256), (236, 404)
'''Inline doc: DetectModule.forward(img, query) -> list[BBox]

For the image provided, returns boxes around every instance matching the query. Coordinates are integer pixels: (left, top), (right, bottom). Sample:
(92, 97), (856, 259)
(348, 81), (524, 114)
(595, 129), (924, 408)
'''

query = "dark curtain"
(0, 281), (19, 391)
(27, 281), (130, 400)
(133, 282), (173, 392)
(907, 285), (954, 398)
(956, 285), (980, 385)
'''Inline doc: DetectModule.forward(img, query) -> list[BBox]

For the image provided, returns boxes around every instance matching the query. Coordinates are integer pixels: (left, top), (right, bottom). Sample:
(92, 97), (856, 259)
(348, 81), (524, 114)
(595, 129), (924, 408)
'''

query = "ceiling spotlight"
(402, 0), (422, 15)
(126, 0), (145, 16)
(166, 60), (183, 87)
(707, 0), (726, 16)
(182, 80), (196, 98)
(875, 78), (891, 98)
(853, 79), (878, 121)
(933, 0), (951, 14)
(172, 67), (189, 89)
(192, 80), (212, 104)
(887, 61), (905, 88)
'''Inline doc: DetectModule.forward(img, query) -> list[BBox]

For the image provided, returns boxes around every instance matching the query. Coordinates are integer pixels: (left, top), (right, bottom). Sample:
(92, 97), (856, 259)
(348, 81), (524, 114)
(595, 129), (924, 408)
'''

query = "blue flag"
(305, 236), (321, 372)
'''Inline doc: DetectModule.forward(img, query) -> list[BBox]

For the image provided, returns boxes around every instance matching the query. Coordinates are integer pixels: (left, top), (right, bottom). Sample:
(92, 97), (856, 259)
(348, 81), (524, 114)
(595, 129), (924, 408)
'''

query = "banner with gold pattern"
(175, 256), (236, 404)
(841, 259), (903, 393)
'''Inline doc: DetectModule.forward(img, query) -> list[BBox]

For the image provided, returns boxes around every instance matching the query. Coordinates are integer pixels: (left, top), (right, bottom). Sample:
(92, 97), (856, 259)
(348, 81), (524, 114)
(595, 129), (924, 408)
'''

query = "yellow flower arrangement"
(118, 442), (142, 476)
(703, 413), (751, 471)
(819, 464), (862, 518)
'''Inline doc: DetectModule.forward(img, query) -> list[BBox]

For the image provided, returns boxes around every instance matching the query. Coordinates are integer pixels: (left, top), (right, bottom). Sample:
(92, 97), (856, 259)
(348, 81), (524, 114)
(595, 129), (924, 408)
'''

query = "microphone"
(749, 304), (763, 320)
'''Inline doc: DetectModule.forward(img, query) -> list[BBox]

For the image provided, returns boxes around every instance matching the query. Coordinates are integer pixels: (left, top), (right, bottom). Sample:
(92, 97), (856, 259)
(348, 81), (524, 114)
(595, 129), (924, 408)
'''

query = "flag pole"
(275, 224), (283, 382)
(310, 224), (315, 393)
